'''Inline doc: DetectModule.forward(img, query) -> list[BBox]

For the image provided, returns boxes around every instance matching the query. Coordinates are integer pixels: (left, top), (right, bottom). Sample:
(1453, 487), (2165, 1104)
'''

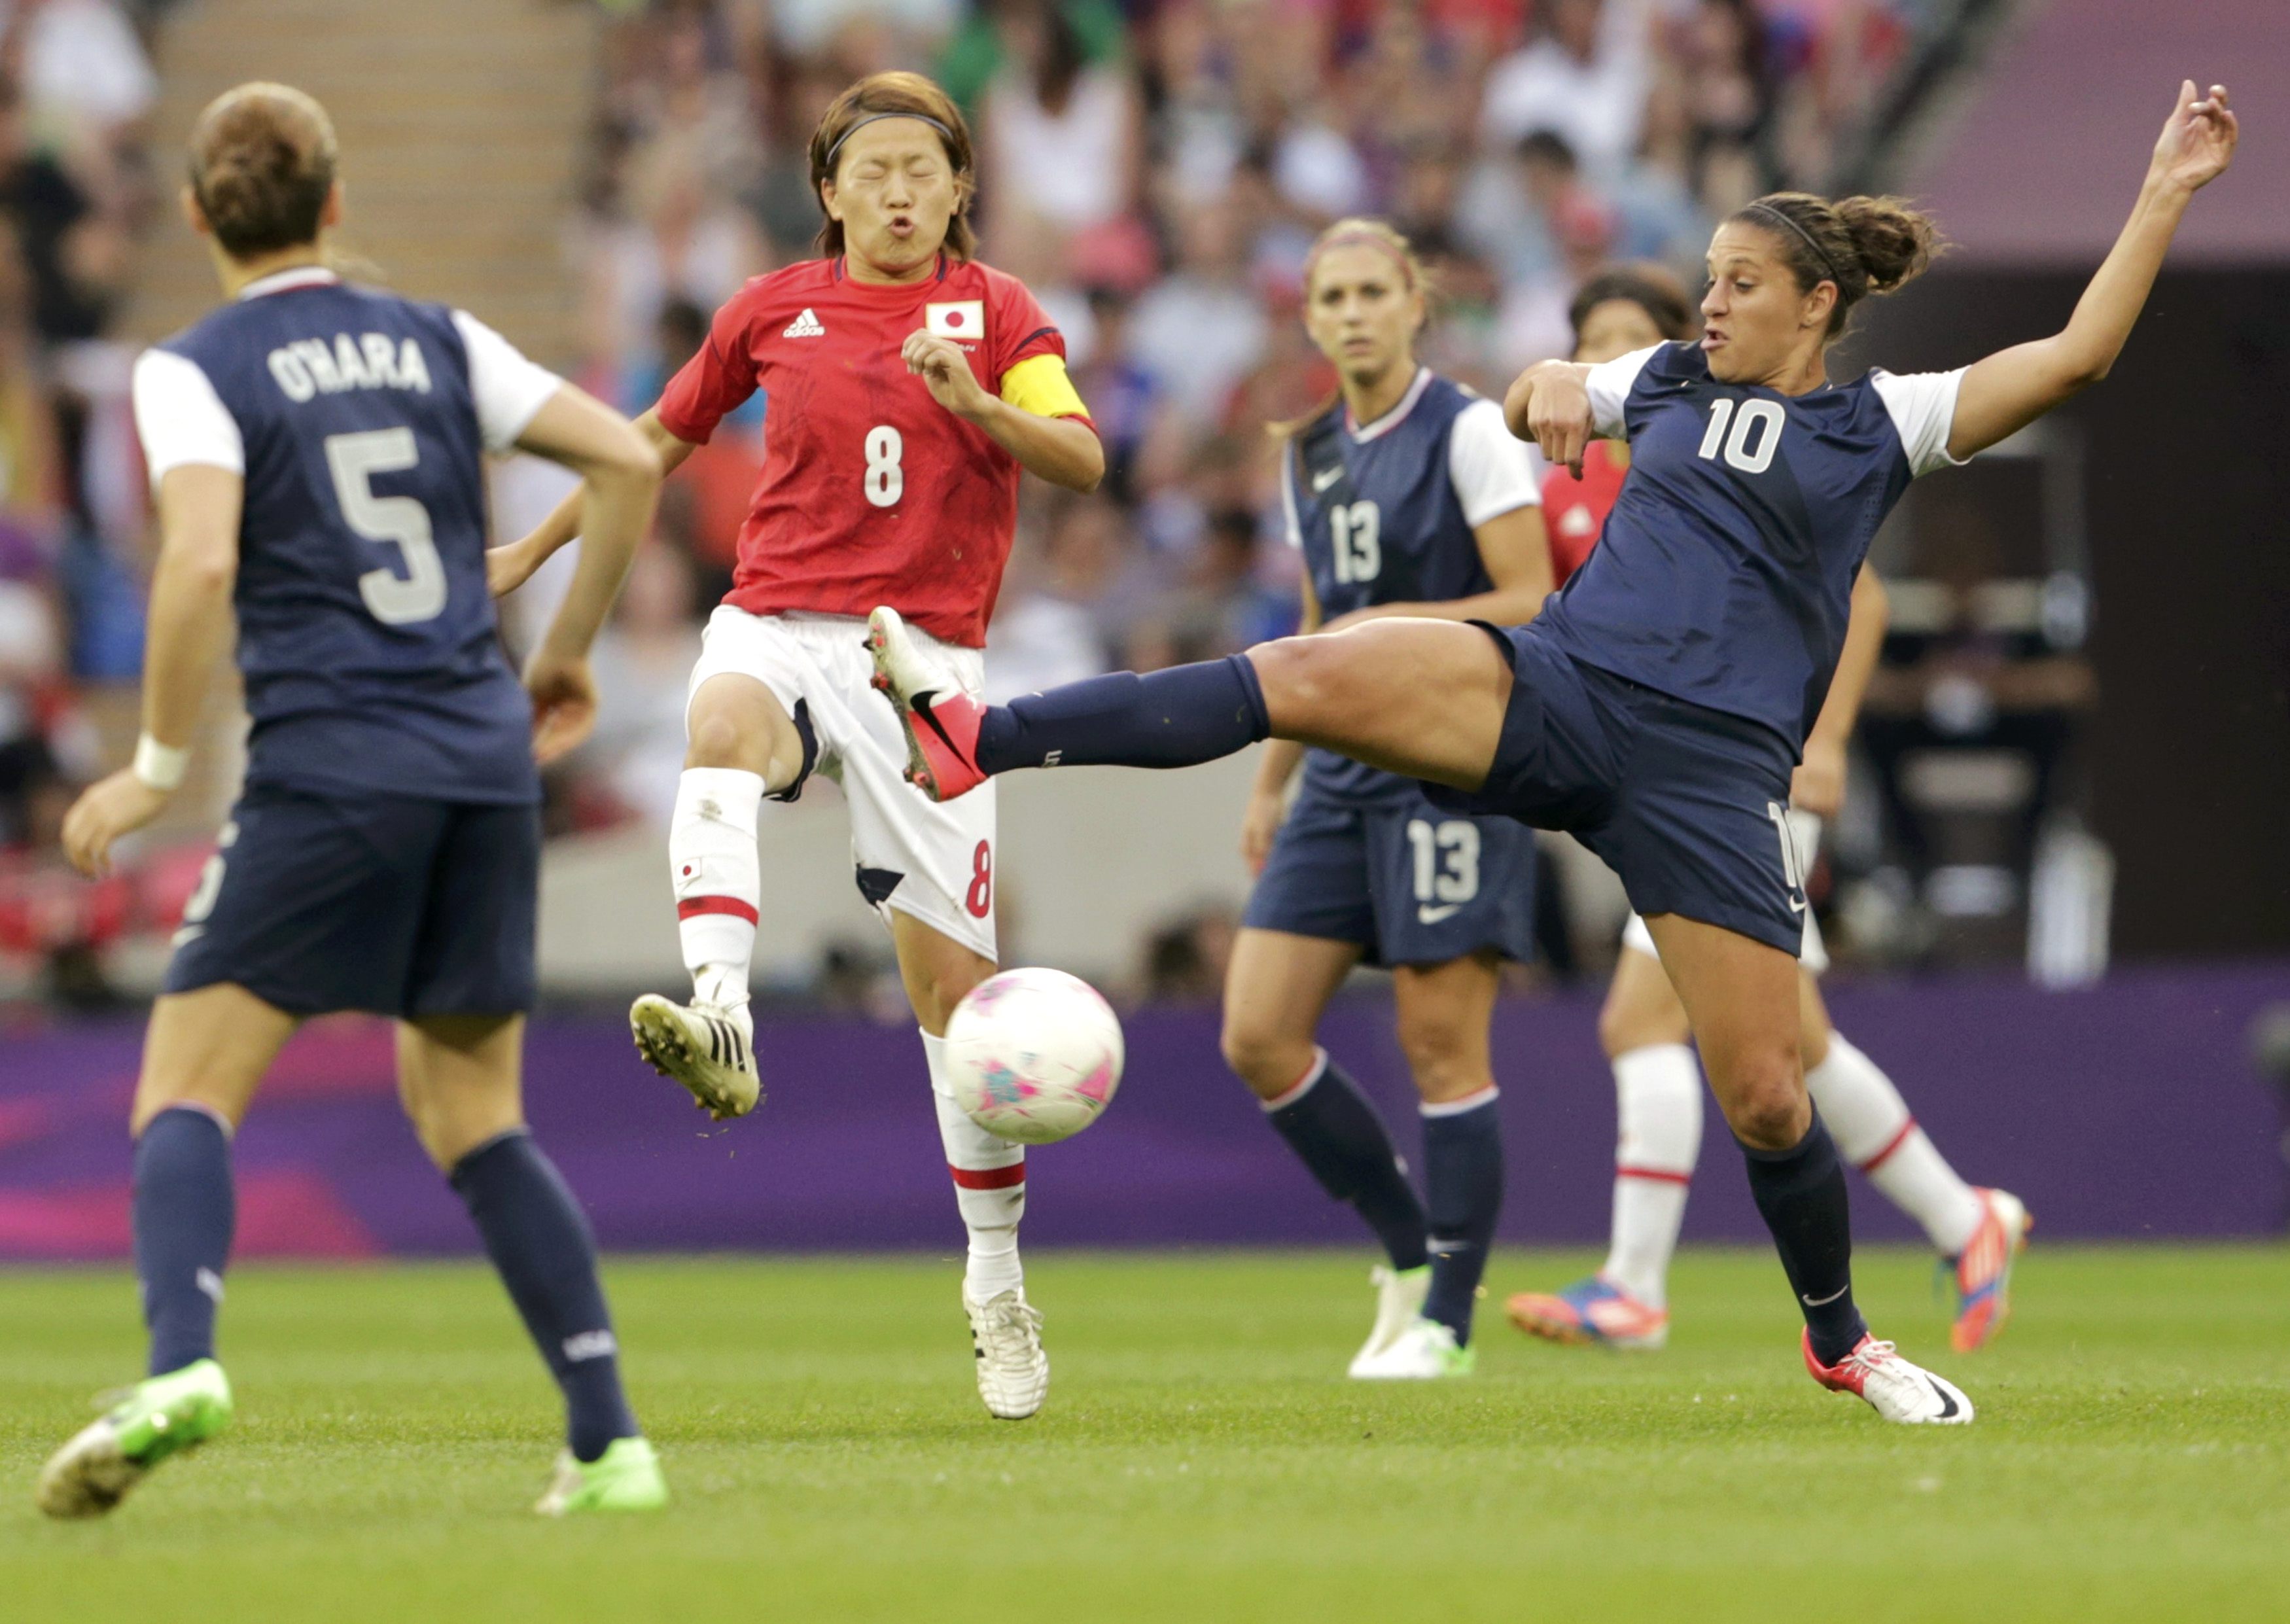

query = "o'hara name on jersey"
(266, 332), (434, 402)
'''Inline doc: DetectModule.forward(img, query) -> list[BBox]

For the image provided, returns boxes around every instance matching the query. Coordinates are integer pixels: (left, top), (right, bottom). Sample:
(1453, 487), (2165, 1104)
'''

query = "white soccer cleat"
(1346, 1263), (1432, 1377)
(1348, 1317), (1476, 1380)
(866, 606), (989, 802)
(1804, 1332), (1975, 1424)
(964, 1286), (1049, 1419)
(629, 994), (761, 1120)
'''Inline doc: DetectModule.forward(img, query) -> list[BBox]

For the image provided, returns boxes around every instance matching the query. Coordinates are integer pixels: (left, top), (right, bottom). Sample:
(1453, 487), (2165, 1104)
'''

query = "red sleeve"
(988, 271), (1066, 381)
(657, 289), (762, 446)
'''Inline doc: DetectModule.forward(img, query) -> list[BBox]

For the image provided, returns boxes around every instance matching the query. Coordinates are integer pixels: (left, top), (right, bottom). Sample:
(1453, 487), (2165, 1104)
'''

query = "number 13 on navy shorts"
(688, 607), (998, 961)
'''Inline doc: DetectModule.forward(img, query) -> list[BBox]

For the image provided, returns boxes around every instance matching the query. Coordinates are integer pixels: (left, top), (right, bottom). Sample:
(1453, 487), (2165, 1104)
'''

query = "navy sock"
(1740, 1113), (1868, 1366)
(1421, 1093), (1504, 1345)
(1265, 1055), (1429, 1271)
(133, 1107), (236, 1377)
(449, 1132), (639, 1462)
(974, 656), (1270, 775)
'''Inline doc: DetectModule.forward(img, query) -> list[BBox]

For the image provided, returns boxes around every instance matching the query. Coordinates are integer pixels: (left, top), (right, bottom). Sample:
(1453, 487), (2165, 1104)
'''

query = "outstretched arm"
(1946, 81), (2237, 461)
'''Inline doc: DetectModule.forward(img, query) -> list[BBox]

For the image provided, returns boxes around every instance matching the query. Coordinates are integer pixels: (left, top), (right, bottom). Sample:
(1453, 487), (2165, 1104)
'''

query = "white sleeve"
(1870, 368), (1970, 478)
(1280, 441), (1303, 548)
(1583, 343), (1663, 437)
(451, 309), (565, 451)
(132, 349), (243, 485)
(1445, 397), (1543, 527)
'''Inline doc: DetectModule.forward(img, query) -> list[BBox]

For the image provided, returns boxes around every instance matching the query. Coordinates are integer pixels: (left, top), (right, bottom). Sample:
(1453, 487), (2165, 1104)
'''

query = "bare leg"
(132, 983), (300, 1135)
(1642, 913), (1867, 1362)
(1221, 928), (1361, 1101)
(1224, 927), (1426, 1277)
(1248, 620), (1513, 789)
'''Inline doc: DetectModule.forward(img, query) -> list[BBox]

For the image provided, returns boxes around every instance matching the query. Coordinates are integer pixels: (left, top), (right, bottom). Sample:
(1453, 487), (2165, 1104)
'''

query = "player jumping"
(1228, 220), (1552, 1379)
(1507, 268), (2030, 1355)
(37, 84), (667, 1517)
(868, 82), (2237, 1423)
(492, 73), (1102, 1420)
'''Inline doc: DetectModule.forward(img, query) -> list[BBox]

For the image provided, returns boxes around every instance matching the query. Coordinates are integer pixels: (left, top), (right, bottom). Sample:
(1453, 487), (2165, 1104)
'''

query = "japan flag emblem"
(925, 300), (985, 342)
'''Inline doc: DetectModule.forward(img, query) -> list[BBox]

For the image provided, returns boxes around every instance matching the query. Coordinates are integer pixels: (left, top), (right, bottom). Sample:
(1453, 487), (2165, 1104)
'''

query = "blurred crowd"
(0, 1), (190, 1002)
(548, 0), (1926, 836)
(0, 0), (1966, 1004)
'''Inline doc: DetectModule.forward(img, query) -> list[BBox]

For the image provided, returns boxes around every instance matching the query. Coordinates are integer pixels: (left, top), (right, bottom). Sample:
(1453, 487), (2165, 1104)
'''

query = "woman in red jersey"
(1507, 268), (2028, 1357)
(497, 72), (1102, 1421)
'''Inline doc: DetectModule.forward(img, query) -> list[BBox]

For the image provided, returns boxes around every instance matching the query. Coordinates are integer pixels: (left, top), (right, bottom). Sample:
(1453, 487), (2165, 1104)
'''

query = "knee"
(684, 708), (750, 770)
(1248, 637), (1345, 730)
(1394, 1014), (1485, 1104)
(1220, 1019), (1314, 1099)
(1710, 1049), (1808, 1151)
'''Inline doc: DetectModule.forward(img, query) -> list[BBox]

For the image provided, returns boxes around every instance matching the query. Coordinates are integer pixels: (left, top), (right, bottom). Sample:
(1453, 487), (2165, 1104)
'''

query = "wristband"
(132, 733), (190, 792)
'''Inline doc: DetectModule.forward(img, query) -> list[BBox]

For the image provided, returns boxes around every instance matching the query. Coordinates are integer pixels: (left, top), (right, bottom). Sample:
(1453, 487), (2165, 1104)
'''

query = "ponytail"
(1732, 191), (1946, 339)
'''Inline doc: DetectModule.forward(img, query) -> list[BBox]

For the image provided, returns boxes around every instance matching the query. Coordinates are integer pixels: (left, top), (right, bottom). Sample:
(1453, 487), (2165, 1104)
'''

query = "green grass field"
(7, 1246), (2289, 1623)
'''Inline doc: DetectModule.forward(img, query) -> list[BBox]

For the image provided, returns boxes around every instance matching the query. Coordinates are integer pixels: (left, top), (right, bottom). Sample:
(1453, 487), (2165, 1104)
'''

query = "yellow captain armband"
(998, 353), (1091, 421)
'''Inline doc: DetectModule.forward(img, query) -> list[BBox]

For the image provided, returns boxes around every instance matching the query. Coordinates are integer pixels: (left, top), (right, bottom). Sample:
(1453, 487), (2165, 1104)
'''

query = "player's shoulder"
(1637, 340), (1710, 388)
(721, 258), (838, 321)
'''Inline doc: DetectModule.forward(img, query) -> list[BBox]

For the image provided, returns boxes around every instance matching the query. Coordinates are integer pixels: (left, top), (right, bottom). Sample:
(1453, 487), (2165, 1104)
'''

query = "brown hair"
(188, 82), (338, 259)
(807, 73), (976, 261)
(1568, 263), (1697, 345)
(1730, 191), (1945, 339)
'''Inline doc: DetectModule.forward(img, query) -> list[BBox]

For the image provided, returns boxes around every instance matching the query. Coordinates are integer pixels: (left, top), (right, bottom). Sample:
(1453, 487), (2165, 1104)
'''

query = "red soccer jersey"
(658, 255), (1087, 648)
(1540, 438), (1630, 586)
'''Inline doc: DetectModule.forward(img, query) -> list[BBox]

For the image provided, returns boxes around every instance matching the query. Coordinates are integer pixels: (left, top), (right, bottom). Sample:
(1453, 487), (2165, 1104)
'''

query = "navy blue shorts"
(1429, 624), (1805, 955)
(1243, 779), (1538, 968)
(165, 783), (539, 1017)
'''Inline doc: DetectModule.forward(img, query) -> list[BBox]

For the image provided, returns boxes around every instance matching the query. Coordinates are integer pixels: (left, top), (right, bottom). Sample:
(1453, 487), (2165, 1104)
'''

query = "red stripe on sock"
(1617, 1165), (1692, 1186)
(1858, 1118), (1918, 1174)
(678, 896), (760, 925)
(949, 1162), (1026, 1190)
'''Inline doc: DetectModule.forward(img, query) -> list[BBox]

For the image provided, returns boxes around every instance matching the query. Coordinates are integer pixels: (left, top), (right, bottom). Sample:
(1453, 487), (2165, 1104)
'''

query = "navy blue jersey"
(1535, 341), (1962, 749)
(1282, 368), (1541, 803)
(134, 269), (562, 804)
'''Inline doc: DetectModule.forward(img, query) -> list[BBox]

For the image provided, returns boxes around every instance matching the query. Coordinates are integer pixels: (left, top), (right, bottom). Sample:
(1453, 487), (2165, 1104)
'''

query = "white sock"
(1806, 1031), (1986, 1256)
(671, 768), (764, 1009)
(922, 1029), (1026, 1301)
(1602, 1043), (1702, 1310)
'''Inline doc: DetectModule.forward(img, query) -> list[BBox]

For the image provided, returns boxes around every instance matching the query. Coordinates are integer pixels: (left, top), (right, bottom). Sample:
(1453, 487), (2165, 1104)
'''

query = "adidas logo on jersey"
(784, 308), (826, 338)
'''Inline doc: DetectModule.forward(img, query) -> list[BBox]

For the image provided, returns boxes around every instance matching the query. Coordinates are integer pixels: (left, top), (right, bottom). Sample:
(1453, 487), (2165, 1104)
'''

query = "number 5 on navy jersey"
(325, 429), (446, 625)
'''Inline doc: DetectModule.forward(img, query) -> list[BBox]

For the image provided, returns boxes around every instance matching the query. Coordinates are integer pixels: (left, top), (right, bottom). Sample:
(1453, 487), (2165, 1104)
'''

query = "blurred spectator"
(1479, 0), (1651, 179)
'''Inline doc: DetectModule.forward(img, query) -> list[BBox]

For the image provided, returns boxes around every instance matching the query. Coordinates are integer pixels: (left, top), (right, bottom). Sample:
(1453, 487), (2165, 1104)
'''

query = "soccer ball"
(943, 968), (1125, 1144)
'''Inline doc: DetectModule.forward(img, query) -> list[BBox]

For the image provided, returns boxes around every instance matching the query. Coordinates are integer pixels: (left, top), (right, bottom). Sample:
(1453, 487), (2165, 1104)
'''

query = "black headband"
(824, 111), (956, 172)
(1745, 202), (1846, 289)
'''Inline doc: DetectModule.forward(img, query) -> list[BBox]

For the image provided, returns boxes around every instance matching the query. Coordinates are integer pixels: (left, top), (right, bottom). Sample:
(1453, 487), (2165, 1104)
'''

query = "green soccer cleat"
(36, 1358), (235, 1519)
(534, 1436), (669, 1515)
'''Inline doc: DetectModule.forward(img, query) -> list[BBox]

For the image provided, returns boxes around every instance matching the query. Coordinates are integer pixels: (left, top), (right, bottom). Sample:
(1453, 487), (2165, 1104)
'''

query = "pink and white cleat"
(868, 606), (989, 802)
(1949, 1188), (2032, 1353)
(1804, 1331), (1974, 1424)
(1506, 1275), (1669, 1350)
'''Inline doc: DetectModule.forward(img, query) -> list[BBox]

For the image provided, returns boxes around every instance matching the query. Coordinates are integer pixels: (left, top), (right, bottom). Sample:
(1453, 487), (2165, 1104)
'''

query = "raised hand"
(2151, 81), (2236, 195)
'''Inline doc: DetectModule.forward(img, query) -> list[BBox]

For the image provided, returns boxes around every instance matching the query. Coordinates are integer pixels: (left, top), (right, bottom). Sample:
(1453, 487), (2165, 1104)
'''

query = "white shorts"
(1620, 810), (1829, 974)
(688, 607), (998, 961)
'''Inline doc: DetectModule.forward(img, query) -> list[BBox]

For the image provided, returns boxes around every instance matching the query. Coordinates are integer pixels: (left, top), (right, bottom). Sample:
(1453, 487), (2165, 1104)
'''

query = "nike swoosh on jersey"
(1312, 465), (1343, 492)
(1417, 904), (1462, 925)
